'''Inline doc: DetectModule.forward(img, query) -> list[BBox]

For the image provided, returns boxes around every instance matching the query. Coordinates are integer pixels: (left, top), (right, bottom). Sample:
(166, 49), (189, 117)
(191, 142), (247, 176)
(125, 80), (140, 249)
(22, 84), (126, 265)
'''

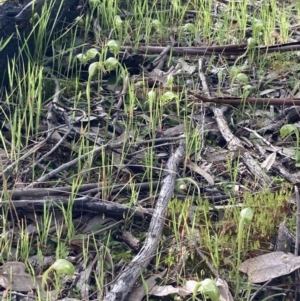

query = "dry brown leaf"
(186, 160), (214, 185)
(261, 152), (276, 171)
(216, 278), (234, 301)
(239, 251), (300, 283)
(0, 262), (40, 292)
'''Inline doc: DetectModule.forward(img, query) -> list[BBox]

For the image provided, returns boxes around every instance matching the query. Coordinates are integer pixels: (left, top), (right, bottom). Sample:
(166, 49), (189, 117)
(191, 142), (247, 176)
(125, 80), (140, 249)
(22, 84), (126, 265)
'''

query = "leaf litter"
(1, 0), (300, 300)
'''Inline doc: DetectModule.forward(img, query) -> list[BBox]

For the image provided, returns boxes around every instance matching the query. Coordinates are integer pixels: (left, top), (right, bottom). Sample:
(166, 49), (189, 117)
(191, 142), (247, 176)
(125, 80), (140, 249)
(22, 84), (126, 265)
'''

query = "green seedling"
(114, 15), (123, 28)
(86, 48), (100, 59)
(106, 40), (120, 56)
(192, 278), (220, 301)
(88, 62), (102, 77)
(147, 90), (156, 102)
(161, 91), (178, 103)
(76, 53), (89, 64)
(166, 74), (174, 87)
(230, 70), (248, 85)
(151, 19), (162, 31)
(230, 66), (245, 79)
(252, 19), (264, 38)
(76, 48), (99, 65)
(42, 259), (75, 289)
(175, 177), (200, 196)
(74, 15), (85, 27)
(280, 124), (300, 167)
(243, 84), (253, 96)
(240, 83), (253, 111)
(235, 207), (254, 298)
(235, 73), (249, 85)
(104, 57), (119, 71)
(89, 0), (101, 9)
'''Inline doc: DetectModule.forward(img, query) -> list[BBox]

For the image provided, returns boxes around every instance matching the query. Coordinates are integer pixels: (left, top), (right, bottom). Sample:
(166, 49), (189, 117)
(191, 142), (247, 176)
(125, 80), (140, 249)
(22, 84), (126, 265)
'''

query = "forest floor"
(1, 0), (300, 300)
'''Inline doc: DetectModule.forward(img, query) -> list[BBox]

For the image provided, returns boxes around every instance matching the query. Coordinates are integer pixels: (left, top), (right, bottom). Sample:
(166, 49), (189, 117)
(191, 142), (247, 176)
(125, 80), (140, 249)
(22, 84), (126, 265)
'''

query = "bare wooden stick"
(197, 57), (271, 187)
(103, 139), (186, 301)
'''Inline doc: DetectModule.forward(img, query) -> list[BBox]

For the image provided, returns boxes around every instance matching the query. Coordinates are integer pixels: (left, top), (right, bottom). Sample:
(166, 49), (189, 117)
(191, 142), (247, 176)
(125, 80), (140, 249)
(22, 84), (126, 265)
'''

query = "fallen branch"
(131, 41), (300, 56)
(6, 181), (159, 199)
(103, 140), (186, 301)
(8, 196), (153, 219)
(190, 92), (300, 107)
(197, 57), (272, 187)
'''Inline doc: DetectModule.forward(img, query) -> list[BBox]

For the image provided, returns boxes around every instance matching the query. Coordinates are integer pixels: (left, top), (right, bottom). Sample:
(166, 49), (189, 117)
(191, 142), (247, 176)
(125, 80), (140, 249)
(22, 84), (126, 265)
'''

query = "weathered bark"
(103, 140), (186, 301)
(4, 181), (160, 199)
(0, 0), (80, 85)
(7, 196), (153, 219)
(197, 57), (272, 188)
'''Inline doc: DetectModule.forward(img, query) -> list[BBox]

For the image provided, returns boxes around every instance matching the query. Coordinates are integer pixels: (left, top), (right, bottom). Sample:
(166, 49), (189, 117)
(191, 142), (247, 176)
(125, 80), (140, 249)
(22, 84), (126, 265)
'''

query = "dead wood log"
(197, 57), (272, 187)
(191, 92), (300, 107)
(8, 196), (153, 219)
(103, 140), (186, 301)
(0, 0), (80, 85)
(133, 41), (300, 56)
(211, 105), (272, 187)
(5, 181), (160, 199)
